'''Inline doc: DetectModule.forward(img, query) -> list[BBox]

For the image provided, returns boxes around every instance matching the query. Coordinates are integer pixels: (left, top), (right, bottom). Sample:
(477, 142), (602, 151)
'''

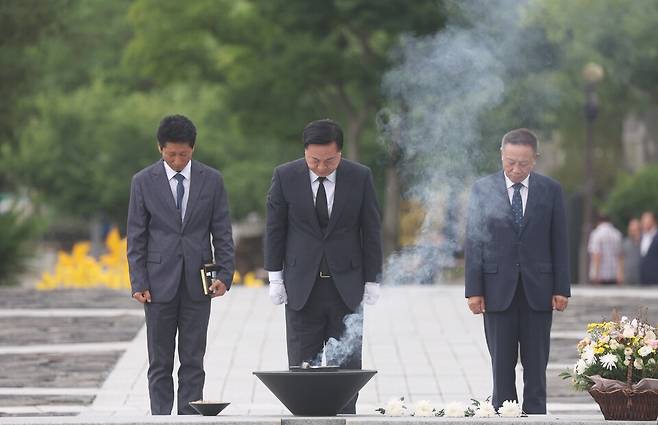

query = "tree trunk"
(345, 110), (367, 161)
(383, 162), (401, 258)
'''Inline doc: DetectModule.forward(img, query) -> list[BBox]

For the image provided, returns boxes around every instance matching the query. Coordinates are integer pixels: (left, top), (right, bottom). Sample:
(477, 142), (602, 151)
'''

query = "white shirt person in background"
(587, 214), (623, 285)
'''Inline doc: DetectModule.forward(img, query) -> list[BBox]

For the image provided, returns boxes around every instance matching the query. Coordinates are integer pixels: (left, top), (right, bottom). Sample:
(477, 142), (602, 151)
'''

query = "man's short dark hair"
(303, 119), (343, 150)
(501, 128), (538, 152)
(157, 114), (197, 148)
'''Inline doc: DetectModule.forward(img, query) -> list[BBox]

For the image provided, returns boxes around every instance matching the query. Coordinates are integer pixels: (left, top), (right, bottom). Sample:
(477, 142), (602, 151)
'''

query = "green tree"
(605, 165), (658, 230)
(0, 0), (68, 187)
(512, 0), (658, 195)
(124, 0), (447, 252)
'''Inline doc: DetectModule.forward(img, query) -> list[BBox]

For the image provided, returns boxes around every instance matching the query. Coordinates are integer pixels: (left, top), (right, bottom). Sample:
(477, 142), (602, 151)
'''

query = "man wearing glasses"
(464, 128), (570, 414)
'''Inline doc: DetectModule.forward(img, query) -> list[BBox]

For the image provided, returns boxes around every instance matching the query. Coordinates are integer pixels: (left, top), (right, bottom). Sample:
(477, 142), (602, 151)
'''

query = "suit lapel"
(149, 161), (181, 224)
(297, 161), (324, 238)
(182, 160), (206, 230)
(324, 162), (347, 238)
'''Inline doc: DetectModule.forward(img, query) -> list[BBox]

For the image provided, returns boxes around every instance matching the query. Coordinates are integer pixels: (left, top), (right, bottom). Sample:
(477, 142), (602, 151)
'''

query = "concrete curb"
(0, 414), (654, 425)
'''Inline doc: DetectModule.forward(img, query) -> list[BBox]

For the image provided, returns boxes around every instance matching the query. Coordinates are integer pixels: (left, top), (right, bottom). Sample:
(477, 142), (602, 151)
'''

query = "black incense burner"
(253, 369), (376, 416)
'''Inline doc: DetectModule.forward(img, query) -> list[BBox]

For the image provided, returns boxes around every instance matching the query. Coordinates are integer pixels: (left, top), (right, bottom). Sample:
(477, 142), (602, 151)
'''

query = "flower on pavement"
(444, 402), (466, 417)
(599, 353), (618, 370)
(474, 402), (497, 417)
(498, 400), (522, 417)
(412, 400), (435, 417)
(383, 398), (408, 416)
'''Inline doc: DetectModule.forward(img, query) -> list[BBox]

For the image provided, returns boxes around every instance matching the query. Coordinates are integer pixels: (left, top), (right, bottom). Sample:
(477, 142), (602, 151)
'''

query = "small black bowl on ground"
(253, 369), (376, 416)
(188, 401), (230, 416)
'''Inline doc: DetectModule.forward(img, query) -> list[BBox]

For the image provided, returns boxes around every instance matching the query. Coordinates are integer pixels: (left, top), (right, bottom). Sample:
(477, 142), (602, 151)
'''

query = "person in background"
(639, 211), (658, 285)
(587, 214), (623, 285)
(621, 218), (642, 285)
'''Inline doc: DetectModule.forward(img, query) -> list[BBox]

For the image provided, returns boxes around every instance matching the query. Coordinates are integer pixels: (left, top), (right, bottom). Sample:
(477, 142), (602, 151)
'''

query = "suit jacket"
(127, 159), (234, 303)
(640, 233), (658, 285)
(464, 171), (570, 312)
(264, 158), (383, 311)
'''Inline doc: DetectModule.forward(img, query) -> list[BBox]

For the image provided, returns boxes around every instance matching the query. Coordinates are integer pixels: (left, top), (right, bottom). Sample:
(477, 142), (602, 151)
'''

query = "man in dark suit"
(464, 128), (570, 414)
(639, 210), (658, 285)
(264, 119), (383, 414)
(127, 115), (234, 415)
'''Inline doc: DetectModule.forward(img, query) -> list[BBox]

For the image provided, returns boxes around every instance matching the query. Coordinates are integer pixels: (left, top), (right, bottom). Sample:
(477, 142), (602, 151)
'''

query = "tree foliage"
(604, 165), (658, 229)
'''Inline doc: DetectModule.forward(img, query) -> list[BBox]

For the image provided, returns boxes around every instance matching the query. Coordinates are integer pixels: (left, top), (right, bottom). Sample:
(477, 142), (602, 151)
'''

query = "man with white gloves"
(264, 119), (383, 414)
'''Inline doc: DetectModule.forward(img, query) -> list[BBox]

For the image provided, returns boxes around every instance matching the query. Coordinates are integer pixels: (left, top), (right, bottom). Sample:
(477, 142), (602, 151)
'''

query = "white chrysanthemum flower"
(624, 347), (633, 356)
(609, 339), (620, 350)
(634, 358), (644, 370)
(623, 325), (635, 338)
(638, 345), (653, 357)
(385, 398), (407, 416)
(498, 400), (522, 417)
(624, 359), (630, 366)
(412, 400), (435, 417)
(444, 402), (466, 417)
(581, 345), (596, 365)
(599, 353), (618, 370)
(574, 359), (588, 375)
(474, 402), (497, 418)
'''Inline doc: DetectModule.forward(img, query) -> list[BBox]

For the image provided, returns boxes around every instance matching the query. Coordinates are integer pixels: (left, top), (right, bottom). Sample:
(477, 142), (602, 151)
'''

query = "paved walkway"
(2, 285), (658, 418)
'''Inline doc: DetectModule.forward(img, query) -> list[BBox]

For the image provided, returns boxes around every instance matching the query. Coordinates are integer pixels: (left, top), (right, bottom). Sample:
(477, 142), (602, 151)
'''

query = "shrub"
(0, 206), (41, 286)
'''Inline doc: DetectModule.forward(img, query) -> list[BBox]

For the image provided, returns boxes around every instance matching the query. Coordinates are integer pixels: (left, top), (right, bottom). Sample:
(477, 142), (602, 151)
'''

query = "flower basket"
(588, 388), (658, 421)
(561, 314), (658, 421)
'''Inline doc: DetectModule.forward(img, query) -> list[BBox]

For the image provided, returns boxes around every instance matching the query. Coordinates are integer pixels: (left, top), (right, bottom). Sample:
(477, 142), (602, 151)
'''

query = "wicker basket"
(588, 388), (658, 421)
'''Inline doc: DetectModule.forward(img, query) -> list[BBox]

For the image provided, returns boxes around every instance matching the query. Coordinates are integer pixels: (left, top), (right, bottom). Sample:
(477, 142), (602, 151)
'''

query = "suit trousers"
(483, 278), (552, 414)
(285, 276), (363, 414)
(144, 276), (211, 415)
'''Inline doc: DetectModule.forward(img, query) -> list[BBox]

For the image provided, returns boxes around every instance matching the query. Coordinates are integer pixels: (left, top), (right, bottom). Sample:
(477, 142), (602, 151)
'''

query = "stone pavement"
(1, 284), (658, 420)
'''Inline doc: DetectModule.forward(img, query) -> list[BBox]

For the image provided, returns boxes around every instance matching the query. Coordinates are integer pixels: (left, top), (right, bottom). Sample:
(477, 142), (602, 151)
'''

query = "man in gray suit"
(264, 119), (383, 414)
(464, 128), (570, 414)
(127, 115), (234, 415)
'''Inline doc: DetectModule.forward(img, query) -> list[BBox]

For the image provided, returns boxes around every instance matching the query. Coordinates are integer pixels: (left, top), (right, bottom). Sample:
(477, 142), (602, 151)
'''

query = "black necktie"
(511, 182), (523, 233)
(174, 173), (185, 211)
(315, 177), (331, 277)
(316, 177), (329, 229)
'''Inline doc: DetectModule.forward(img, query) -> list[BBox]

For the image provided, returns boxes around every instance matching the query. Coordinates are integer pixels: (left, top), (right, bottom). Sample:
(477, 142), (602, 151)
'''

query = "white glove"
(363, 282), (380, 305)
(268, 280), (287, 305)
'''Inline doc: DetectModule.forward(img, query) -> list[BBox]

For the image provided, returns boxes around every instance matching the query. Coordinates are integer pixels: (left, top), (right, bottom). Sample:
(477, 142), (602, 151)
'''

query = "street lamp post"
(580, 62), (604, 284)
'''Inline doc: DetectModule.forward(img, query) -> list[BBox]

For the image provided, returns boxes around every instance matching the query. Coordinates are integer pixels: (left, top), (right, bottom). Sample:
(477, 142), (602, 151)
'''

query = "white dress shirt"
(504, 173), (530, 215)
(310, 169), (336, 215)
(163, 160), (191, 221)
(641, 228), (656, 256)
